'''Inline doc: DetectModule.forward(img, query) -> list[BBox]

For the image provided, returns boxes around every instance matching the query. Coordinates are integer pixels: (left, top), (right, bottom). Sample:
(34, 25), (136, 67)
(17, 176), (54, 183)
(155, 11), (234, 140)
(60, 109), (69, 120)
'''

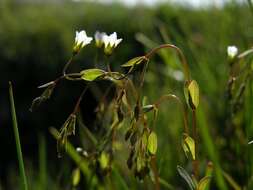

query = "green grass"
(9, 82), (28, 190)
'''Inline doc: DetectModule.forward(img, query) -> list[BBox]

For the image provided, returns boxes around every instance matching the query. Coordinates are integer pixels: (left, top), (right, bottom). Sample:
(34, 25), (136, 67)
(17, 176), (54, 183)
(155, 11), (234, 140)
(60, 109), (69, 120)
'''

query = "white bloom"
(95, 31), (106, 48)
(76, 147), (83, 152)
(227, 45), (238, 59)
(102, 32), (122, 55)
(73, 30), (93, 53)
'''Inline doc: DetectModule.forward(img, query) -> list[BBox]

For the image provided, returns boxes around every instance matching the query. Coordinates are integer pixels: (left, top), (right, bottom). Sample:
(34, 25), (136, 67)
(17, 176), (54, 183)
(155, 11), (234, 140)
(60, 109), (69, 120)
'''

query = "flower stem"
(62, 55), (75, 76)
(192, 109), (199, 179)
(73, 85), (90, 114)
(151, 156), (160, 190)
(145, 44), (190, 82)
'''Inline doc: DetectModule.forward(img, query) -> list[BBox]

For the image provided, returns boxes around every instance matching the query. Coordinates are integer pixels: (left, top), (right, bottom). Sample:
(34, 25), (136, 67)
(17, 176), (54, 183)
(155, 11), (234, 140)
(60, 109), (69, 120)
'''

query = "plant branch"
(151, 156), (160, 190)
(63, 55), (75, 76)
(145, 44), (191, 81)
(73, 85), (90, 114)
(192, 109), (198, 179)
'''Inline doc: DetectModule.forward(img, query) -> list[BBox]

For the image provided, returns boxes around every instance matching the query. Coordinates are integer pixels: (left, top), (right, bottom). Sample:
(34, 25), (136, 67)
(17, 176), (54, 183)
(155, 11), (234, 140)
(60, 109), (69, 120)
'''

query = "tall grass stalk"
(8, 81), (28, 190)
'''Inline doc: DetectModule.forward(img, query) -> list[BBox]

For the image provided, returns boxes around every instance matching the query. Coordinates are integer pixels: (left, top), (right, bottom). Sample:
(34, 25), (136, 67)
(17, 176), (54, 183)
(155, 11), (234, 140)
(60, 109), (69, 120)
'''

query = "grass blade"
(9, 81), (28, 190)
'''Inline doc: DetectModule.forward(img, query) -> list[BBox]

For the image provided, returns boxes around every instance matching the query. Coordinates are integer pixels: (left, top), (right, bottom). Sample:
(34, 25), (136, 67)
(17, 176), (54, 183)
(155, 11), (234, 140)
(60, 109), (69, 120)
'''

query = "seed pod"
(184, 80), (199, 110)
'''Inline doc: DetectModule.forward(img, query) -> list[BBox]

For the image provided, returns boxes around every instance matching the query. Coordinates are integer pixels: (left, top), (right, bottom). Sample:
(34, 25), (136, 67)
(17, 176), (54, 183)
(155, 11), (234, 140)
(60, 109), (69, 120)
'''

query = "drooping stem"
(73, 85), (90, 114)
(145, 44), (191, 82)
(154, 94), (189, 134)
(192, 109), (198, 178)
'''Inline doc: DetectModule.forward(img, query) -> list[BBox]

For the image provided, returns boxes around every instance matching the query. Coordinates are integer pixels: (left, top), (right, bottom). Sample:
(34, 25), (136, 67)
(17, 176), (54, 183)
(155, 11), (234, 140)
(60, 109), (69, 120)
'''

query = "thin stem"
(9, 82), (28, 190)
(105, 55), (112, 73)
(73, 85), (90, 114)
(140, 61), (149, 89)
(52, 73), (82, 84)
(151, 156), (160, 190)
(145, 44), (191, 81)
(154, 94), (189, 134)
(192, 109), (198, 179)
(63, 55), (75, 76)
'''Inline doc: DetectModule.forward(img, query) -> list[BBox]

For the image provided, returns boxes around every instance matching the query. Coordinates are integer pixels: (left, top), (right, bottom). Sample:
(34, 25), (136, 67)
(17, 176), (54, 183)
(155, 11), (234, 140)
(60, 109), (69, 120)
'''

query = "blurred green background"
(1, 0), (253, 189)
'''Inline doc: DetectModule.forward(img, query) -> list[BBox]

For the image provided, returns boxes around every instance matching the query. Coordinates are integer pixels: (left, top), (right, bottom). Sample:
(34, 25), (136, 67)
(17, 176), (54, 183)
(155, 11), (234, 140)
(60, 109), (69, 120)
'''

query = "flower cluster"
(73, 30), (122, 55)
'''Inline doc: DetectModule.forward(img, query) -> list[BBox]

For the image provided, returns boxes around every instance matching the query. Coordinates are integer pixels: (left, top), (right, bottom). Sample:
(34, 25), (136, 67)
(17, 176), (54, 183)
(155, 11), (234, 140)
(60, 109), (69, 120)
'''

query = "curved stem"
(53, 73), (82, 84)
(145, 44), (191, 81)
(73, 85), (90, 114)
(154, 94), (189, 134)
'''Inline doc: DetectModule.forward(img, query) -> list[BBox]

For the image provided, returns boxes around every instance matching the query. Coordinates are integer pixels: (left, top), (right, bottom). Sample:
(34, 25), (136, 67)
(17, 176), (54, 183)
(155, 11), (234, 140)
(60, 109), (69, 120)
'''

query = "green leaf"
(182, 133), (196, 160)
(188, 80), (199, 109)
(80, 69), (105, 81)
(147, 131), (157, 155)
(99, 152), (110, 170)
(121, 56), (146, 67)
(197, 176), (211, 190)
(177, 165), (196, 190)
(72, 168), (81, 187)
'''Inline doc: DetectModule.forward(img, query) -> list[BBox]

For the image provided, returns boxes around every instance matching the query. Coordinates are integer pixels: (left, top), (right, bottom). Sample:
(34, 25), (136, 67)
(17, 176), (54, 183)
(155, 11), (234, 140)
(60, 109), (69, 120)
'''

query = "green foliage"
(80, 68), (106, 81)
(3, 1), (253, 190)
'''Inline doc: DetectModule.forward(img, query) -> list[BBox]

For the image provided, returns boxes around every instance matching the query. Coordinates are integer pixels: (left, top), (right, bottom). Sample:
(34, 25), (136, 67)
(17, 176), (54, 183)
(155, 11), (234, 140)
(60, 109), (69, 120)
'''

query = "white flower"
(227, 45), (238, 59)
(95, 31), (106, 48)
(73, 30), (93, 53)
(76, 147), (83, 152)
(102, 32), (122, 55)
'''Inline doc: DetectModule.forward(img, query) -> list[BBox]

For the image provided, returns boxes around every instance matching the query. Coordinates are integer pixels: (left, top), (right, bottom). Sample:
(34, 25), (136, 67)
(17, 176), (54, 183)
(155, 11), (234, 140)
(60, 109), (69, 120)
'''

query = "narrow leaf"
(9, 82), (29, 190)
(177, 165), (196, 190)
